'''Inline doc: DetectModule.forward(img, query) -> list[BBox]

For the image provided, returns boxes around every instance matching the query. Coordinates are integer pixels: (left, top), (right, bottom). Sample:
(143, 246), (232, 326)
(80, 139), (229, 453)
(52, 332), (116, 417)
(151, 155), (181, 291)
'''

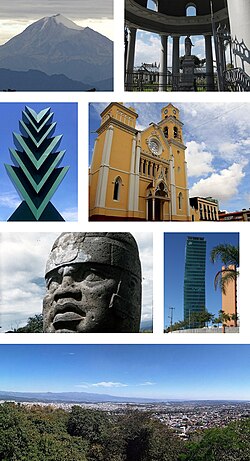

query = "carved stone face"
(43, 263), (121, 333)
(43, 233), (142, 333)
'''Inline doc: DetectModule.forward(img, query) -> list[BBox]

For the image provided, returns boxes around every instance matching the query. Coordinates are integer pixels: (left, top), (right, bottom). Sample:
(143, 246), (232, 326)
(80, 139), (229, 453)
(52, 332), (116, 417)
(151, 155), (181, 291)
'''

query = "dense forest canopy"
(0, 402), (249, 461)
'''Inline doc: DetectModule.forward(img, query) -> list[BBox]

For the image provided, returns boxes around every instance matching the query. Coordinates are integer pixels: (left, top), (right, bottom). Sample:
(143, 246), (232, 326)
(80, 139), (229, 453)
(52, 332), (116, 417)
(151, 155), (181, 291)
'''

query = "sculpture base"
(180, 56), (196, 91)
(8, 201), (65, 221)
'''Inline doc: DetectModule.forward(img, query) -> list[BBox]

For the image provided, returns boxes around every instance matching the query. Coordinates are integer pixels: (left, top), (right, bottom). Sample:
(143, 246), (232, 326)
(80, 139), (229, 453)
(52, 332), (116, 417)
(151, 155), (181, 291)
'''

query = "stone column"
(159, 35), (168, 91)
(172, 36), (180, 90)
(125, 27), (137, 90)
(152, 198), (155, 221)
(227, 0), (250, 75)
(205, 35), (215, 91)
(95, 126), (114, 208)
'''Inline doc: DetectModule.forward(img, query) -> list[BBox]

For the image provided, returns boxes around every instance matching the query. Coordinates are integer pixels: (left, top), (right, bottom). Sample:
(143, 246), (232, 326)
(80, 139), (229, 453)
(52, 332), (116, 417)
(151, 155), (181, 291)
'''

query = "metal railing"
(125, 71), (217, 92)
(224, 68), (250, 92)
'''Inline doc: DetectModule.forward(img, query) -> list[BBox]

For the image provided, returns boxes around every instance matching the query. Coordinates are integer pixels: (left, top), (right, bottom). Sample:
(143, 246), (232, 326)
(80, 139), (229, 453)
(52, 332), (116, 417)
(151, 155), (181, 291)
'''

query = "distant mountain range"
(0, 14), (113, 91)
(0, 391), (247, 405)
(0, 390), (166, 404)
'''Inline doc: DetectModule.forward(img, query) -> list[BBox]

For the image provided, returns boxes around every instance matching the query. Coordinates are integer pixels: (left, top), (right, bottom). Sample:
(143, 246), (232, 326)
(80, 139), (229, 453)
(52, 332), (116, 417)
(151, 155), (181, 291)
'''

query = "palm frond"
(214, 268), (238, 294)
(210, 244), (239, 267)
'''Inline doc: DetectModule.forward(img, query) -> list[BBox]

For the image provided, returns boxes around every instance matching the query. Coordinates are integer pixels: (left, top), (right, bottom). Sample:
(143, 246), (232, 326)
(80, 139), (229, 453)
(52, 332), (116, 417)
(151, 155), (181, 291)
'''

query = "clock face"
(149, 139), (160, 155)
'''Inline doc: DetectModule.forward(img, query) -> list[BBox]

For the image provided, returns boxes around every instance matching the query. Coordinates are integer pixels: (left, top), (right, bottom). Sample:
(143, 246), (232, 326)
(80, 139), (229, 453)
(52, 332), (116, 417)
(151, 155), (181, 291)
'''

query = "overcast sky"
(0, 0), (114, 43)
(0, 232), (152, 332)
(89, 102), (250, 213)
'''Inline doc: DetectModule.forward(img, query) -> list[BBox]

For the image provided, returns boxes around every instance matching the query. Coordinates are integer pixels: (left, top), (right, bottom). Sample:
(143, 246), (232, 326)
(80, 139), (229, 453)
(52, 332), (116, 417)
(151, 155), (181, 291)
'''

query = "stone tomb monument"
(43, 232), (142, 333)
(181, 36), (196, 91)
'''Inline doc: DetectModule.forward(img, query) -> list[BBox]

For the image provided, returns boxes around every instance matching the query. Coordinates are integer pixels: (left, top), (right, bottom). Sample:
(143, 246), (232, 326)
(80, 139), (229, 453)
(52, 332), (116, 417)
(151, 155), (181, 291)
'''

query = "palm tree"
(210, 244), (239, 292)
(210, 243), (239, 327)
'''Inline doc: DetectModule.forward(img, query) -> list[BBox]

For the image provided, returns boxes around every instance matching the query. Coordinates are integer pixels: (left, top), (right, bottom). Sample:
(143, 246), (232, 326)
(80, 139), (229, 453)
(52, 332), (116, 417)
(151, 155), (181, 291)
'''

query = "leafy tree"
(182, 418), (250, 461)
(210, 244), (239, 295)
(166, 310), (214, 332)
(12, 314), (43, 333)
(210, 243), (239, 327)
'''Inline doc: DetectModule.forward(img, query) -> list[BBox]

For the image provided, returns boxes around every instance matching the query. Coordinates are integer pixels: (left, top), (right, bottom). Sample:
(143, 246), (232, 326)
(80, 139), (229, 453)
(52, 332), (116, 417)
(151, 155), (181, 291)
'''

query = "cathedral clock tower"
(89, 103), (190, 221)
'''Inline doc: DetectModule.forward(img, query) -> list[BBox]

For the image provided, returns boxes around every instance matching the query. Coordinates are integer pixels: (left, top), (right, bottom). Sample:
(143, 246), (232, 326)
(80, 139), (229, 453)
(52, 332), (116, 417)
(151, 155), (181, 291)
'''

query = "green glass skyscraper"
(184, 236), (206, 327)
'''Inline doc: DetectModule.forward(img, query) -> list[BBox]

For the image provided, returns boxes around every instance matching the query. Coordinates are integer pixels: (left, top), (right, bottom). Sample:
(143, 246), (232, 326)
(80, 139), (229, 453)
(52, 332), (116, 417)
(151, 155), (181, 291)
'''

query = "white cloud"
(0, 1), (113, 44)
(61, 207), (78, 221)
(190, 162), (246, 202)
(76, 381), (128, 388)
(186, 141), (214, 177)
(92, 382), (128, 388)
(138, 381), (156, 386)
(218, 142), (240, 160)
(0, 192), (20, 209)
(135, 31), (161, 66)
(0, 233), (56, 331)
(133, 233), (153, 322)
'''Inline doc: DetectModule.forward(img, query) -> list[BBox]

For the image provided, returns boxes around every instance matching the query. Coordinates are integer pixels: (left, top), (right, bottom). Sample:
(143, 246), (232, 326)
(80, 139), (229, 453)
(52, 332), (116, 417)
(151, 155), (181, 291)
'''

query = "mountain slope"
(0, 14), (113, 90)
(0, 390), (166, 404)
(0, 68), (95, 91)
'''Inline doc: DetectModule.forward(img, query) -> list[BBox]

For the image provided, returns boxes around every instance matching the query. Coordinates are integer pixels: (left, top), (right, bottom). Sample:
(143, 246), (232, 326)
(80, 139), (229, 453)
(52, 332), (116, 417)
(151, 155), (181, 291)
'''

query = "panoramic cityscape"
(0, 344), (249, 460)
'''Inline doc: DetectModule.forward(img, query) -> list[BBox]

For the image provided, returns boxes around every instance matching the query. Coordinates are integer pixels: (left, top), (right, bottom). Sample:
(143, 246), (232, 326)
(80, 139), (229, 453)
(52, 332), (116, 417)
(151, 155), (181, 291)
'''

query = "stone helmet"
(44, 232), (142, 332)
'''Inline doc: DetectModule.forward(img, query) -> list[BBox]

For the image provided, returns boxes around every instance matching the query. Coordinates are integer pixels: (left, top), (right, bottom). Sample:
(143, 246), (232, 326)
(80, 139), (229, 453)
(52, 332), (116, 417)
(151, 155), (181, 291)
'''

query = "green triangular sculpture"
(5, 106), (69, 221)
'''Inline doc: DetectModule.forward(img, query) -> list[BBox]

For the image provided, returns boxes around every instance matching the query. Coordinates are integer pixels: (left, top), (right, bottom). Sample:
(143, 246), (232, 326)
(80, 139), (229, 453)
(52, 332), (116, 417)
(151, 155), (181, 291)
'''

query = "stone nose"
(54, 275), (82, 303)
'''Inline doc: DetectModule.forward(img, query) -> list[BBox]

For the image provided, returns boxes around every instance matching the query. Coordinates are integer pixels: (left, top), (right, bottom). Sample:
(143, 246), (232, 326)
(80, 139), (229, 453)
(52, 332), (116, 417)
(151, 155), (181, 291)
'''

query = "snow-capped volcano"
(0, 14), (113, 90)
(42, 13), (84, 31)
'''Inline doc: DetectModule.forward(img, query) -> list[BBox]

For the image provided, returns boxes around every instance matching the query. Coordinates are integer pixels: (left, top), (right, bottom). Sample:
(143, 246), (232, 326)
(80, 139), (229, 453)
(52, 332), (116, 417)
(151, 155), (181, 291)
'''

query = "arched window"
(164, 126), (168, 138)
(113, 176), (122, 201)
(178, 192), (183, 210)
(186, 4), (197, 16)
(147, 0), (157, 11)
(174, 126), (178, 138)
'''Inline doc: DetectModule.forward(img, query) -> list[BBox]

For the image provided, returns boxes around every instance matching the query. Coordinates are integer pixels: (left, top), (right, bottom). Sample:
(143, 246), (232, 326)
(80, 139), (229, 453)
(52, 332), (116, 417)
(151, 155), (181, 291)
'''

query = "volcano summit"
(0, 14), (113, 91)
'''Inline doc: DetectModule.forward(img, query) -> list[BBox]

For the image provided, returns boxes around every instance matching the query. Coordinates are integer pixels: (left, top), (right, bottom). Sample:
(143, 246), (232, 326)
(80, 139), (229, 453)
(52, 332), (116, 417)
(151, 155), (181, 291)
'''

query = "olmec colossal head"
(43, 232), (142, 332)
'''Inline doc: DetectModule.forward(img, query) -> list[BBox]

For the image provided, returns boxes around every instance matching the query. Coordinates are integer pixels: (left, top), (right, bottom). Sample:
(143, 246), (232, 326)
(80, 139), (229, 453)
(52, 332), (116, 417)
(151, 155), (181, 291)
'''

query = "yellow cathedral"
(89, 103), (191, 221)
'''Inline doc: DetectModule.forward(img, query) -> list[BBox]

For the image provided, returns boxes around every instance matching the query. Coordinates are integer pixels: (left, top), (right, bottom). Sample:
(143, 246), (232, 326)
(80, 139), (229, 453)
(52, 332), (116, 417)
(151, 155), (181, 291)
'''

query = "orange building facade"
(222, 265), (237, 327)
(89, 103), (191, 221)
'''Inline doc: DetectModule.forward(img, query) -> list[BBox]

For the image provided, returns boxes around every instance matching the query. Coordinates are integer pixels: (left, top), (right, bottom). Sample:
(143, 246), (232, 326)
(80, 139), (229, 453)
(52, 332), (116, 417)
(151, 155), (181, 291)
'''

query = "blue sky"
(164, 232), (239, 327)
(0, 344), (250, 400)
(89, 102), (250, 212)
(0, 102), (78, 221)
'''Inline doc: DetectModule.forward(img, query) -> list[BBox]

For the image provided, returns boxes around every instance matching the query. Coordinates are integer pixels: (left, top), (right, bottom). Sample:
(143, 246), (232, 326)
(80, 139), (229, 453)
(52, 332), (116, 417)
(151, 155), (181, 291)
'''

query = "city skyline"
(0, 103), (78, 222)
(0, 344), (249, 400)
(164, 232), (239, 327)
(89, 102), (250, 213)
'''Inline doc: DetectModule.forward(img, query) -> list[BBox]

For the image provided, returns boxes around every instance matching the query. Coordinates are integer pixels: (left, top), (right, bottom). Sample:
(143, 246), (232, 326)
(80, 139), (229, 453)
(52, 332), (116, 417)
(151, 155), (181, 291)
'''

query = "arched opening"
(178, 192), (183, 210)
(163, 126), (168, 138)
(186, 4), (197, 17)
(174, 126), (178, 138)
(113, 176), (122, 201)
(147, 0), (157, 12)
